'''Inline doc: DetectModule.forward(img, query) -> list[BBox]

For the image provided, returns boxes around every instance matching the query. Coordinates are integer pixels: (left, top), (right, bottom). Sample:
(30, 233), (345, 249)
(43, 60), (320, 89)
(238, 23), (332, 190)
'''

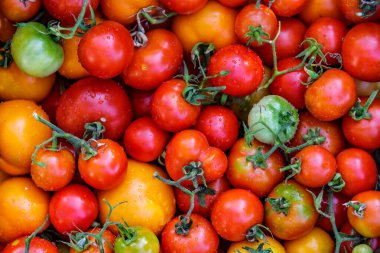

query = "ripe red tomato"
(49, 184), (99, 234)
(3, 236), (59, 253)
(211, 189), (264, 241)
(263, 0), (308, 17)
(207, 44), (264, 97)
(0, 0), (41, 22)
(122, 29), (183, 91)
(317, 191), (349, 232)
(128, 88), (154, 118)
(338, 0), (380, 23)
(160, 0), (207, 14)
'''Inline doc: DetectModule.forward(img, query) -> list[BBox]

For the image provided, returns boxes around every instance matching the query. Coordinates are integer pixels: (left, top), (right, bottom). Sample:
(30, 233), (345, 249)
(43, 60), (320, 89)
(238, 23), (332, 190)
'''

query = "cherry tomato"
(160, 0), (207, 14)
(227, 237), (286, 253)
(0, 0), (41, 22)
(128, 88), (154, 118)
(352, 244), (374, 253)
(114, 226), (159, 253)
(59, 35), (89, 79)
(284, 227), (335, 253)
(339, 0), (380, 23)
(3, 236), (59, 253)
(263, 0), (308, 17)
(317, 191), (349, 232)
(69, 228), (115, 253)
(298, 0), (345, 25)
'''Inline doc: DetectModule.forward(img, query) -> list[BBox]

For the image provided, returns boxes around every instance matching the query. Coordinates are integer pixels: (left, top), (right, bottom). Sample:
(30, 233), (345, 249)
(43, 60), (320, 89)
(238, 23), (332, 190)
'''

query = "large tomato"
(284, 227), (335, 253)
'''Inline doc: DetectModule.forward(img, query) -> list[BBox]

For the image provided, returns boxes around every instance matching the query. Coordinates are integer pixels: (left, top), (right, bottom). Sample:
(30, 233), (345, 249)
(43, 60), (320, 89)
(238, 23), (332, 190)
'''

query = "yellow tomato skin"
(0, 63), (55, 102)
(0, 100), (52, 175)
(59, 36), (89, 79)
(0, 177), (50, 244)
(172, 1), (238, 53)
(284, 227), (335, 253)
(97, 159), (176, 235)
(228, 237), (286, 253)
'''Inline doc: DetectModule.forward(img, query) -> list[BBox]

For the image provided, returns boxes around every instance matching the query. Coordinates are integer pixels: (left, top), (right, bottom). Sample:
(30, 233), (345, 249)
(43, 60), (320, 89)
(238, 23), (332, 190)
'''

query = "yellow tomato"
(0, 177), (50, 244)
(0, 100), (52, 175)
(284, 227), (335, 253)
(228, 237), (286, 253)
(97, 159), (176, 235)
(172, 1), (238, 53)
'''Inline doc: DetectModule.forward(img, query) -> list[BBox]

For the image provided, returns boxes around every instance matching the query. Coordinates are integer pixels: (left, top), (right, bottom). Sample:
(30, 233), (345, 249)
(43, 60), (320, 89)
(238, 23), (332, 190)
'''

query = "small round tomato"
(263, 0), (308, 17)
(128, 88), (154, 118)
(3, 236), (59, 253)
(0, 11), (16, 42)
(0, 178), (50, 244)
(160, 0), (207, 14)
(211, 189), (264, 242)
(339, 0), (380, 23)
(298, 0), (344, 25)
(59, 35), (89, 79)
(337, 148), (378, 197)
(284, 227), (335, 253)
(0, 0), (41, 22)
(305, 69), (357, 121)
(49, 184), (99, 235)
(115, 226), (159, 253)
(207, 44), (264, 97)
(227, 237), (286, 253)
(69, 228), (115, 253)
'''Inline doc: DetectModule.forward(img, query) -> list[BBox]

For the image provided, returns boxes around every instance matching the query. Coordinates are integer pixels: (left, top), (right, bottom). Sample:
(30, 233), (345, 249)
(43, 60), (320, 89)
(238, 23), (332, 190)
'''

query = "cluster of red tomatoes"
(0, 0), (380, 252)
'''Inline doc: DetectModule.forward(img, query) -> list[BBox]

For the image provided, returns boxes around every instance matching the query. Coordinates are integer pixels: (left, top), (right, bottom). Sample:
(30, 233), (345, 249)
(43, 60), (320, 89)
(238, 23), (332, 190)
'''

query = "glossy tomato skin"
(298, 0), (344, 25)
(3, 236), (59, 253)
(0, 0), (41, 22)
(337, 148), (378, 197)
(56, 77), (133, 140)
(263, 0), (308, 17)
(114, 226), (159, 253)
(305, 69), (357, 121)
(0, 11), (16, 42)
(78, 21), (134, 79)
(269, 57), (308, 109)
(162, 214), (219, 253)
(49, 184), (99, 235)
(70, 228), (115, 253)
(265, 180), (318, 240)
(342, 23), (380, 82)
(227, 138), (285, 197)
(59, 35), (89, 79)
(151, 79), (200, 132)
(0, 178), (50, 244)
(211, 189), (264, 241)
(317, 191), (349, 232)
(284, 227), (335, 253)
(160, 0), (207, 14)
(128, 88), (154, 118)
(227, 238), (286, 253)
(172, 1), (238, 53)
(122, 29), (183, 91)
(123, 117), (170, 162)
(343, 97), (380, 149)
(207, 44), (264, 97)
(218, 0), (248, 7)
(339, 0), (380, 23)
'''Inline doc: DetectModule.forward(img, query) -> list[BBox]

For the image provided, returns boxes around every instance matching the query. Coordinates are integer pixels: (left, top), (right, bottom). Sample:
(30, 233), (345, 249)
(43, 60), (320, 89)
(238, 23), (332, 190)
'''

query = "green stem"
(25, 215), (50, 253)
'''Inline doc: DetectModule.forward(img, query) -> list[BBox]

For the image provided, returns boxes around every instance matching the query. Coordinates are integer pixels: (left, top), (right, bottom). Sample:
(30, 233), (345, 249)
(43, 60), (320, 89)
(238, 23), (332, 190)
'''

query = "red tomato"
(298, 0), (345, 25)
(122, 29), (183, 91)
(128, 88), (154, 118)
(161, 214), (219, 253)
(343, 97), (380, 149)
(207, 44), (264, 97)
(211, 189), (264, 242)
(263, 0), (308, 17)
(78, 21), (134, 79)
(305, 69), (357, 121)
(56, 77), (133, 140)
(317, 191), (349, 232)
(40, 80), (66, 125)
(160, 0), (207, 14)
(123, 117), (170, 162)
(342, 23), (380, 82)
(218, 0), (248, 7)
(337, 148), (378, 197)
(69, 228), (115, 253)
(0, 11), (16, 42)
(338, 0), (380, 23)
(269, 57), (308, 109)
(49, 184), (99, 234)
(3, 236), (59, 253)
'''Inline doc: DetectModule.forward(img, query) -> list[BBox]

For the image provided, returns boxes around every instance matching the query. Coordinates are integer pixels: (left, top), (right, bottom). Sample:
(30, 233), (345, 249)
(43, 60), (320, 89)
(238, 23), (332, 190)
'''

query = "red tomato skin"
(263, 0), (308, 17)
(337, 148), (378, 197)
(160, 0), (207, 14)
(342, 23), (380, 82)
(194, 106), (239, 151)
(122, 29), (183, 91)
(78, 21), (134, 79)
(218, 0), (248, 7)
(2, 236), (59, 253)
(317, 191), (349, 232)
(269, 57), (308, 109)
(49, 184), (99, 234)
(128, 88), (154, 118)
(207, 44), (264, 97)
(339, 0), (380, 23)
(56, 77), (133, 140)
(123, 117), (170, 162)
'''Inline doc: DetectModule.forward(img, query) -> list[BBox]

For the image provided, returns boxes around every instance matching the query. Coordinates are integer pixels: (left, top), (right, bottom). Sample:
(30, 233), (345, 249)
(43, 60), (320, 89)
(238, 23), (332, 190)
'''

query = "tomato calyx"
(116, 222), (138, 245)
(328, 173), (346, 192)
(246, 145), (278, 169)
(240, 243), (274, 253)
(349, 90), (379, 121)
(245, 224), (272, 243)
(357, 0), (379, 18)
(83, 121), (106, 140)
(280, 158), (302, 181)
(266, 197), (291, 216)
(344, 201), (367, 218)
(0, 40), (12, 68)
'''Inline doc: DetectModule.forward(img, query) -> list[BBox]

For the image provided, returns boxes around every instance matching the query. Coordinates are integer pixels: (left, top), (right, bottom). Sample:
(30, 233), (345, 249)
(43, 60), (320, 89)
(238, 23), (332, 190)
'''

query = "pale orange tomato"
(284, 227), (335, 253)
(228, 237), (286, 253)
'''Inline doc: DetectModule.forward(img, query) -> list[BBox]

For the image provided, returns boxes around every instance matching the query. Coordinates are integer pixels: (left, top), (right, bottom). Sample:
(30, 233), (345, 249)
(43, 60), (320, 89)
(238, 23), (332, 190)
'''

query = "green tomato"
(248, 95), (299, 145)
(353, 244), (373, 253)
(114, 226), (159, 253)
(11, 22), (64, 78)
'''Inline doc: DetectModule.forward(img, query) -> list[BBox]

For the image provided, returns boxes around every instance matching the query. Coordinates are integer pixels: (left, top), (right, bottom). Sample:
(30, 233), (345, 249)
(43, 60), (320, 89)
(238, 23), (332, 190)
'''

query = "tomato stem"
(328, 173), (346, 192)
(280, 158), (302, 182)
(24, 215), (50, 253)
(245, 224), (272, 242)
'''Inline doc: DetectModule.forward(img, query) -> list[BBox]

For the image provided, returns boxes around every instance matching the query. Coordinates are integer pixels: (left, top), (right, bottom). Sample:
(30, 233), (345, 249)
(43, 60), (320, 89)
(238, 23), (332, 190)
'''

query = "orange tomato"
(227, 237), (286, 253)
(284, 227), (335, 253)
(298, 0), (345, 25)
(0, 11), (16, 42)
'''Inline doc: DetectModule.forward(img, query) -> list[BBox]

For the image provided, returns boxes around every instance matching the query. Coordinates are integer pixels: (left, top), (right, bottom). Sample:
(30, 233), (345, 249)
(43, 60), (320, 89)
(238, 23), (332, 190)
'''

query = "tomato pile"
(0, 0), (380, 252)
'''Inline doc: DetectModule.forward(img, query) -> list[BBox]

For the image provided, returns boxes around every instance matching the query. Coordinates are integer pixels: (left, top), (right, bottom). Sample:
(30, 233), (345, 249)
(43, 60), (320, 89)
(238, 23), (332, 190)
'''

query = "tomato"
(248, 95), (299, 145)
(211, 189), (264, 241)
(0, 11), (16, 42)
(227, 138), (285, 197)
(59, 35), (89, 79)
(0, 62), (55, 102)
(337, 148), (378, 197)
(3, 236), (59, 253)
(114, 226), (158, 253)
(317, 191), (349, 232)
(343, 97), (380, 149)
(352, 244), (374, 253)
(31, 148), (76, 191)
(172, 1), (237, 53)
(227, 237), (286, 253)
(305, 69), (357, 121)
(284, 227), (335, 253)
(97, 159), (176, 235)
(298, 0), (344, 25)
(151, 79), (200, 132)
(305, 17), (348, 65)
(218, 0), (248, 7)
(263, 0), (308, 17)
(342, 23), (380, 82)
(256, 17), (307, 66)
(162, 214), (219, 253)
(347, 191), (380, 238)
(0, 0), (41, 22)
(11, 22), (64, 78)
(194, 106), (239, 151)
(265, 180), (318, 240)
(101, 0), (159, 25)
(0, 100), (52, 175)
(128, 88), (154, 118)
(69, 228), (115, 253)
(122, 29), (183, 91)
(40, 80), (66, 125)
(207, 44), (264, 97)
(269, 57), (308, 109)
(56, 77), (133, 140)
(78, 21), (134, 79)
(234, 4), (278, 47)
(339, 0), (380, 23)
(0, 178), (49, 244)
(160, 0), (207, 14)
